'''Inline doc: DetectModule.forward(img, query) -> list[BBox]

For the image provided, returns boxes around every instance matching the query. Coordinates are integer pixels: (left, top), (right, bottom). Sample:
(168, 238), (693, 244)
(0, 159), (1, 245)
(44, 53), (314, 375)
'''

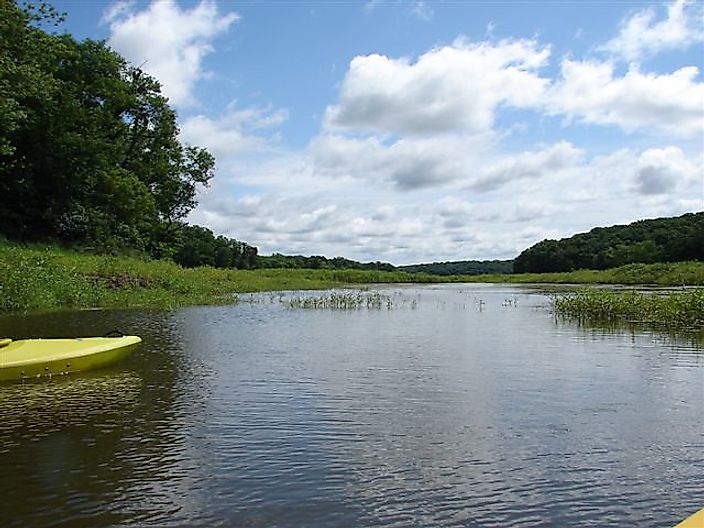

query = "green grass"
(0, 244), (440, 312)
(554, 288), (704, 328)
(1, 243), (703, 314)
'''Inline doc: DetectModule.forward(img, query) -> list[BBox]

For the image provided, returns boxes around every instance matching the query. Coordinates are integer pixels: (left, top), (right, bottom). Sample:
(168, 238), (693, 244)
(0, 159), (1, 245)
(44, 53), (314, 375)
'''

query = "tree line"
(398, 260), (513, 276)
(257, 254), (395, 271)
(513, 212), (704, 273)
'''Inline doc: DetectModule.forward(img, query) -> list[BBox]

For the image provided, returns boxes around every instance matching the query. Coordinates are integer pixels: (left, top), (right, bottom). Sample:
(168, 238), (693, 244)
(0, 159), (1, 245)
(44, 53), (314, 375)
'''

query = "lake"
(0, 284), (702, 527)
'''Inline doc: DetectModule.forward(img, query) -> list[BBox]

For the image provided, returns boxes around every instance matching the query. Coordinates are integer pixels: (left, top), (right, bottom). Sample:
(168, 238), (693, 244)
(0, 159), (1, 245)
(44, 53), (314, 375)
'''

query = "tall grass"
(0, 244), (436, 312)
(554, 289), (704, 328)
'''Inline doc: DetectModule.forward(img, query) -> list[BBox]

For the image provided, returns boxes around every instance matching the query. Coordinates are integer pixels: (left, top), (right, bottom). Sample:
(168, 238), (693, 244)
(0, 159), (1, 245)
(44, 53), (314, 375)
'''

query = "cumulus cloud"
(105, 0), (239, 107)
(324, 38), (550, 135)
(309, 133), (588, 193)
(193, 154), (700, 264)
(180, 21), (702, 264)
(191, 131), (704, 264)
(601, 0), (704, 61)
(310, 134), (490, 190)
(326, 32), (703, 138)
(634, 146), (701, 195)
(470, 141), (584, 191)
(180, 103), (288, 157)
(547, 60), (704, 136)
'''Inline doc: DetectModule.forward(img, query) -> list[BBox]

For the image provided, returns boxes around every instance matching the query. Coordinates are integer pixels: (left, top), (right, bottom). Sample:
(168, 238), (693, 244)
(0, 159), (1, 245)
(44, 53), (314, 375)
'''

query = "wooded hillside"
(399, 260), (513, 276)
(513, 212), (704, 273)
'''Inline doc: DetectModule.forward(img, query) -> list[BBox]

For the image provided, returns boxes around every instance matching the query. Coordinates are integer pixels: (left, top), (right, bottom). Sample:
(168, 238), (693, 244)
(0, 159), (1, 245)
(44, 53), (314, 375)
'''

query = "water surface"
(0, 284), (702, 527)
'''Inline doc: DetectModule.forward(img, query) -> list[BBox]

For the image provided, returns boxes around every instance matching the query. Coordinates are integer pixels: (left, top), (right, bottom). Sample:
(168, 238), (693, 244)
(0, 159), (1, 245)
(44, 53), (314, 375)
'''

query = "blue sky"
(51, 0), (703, 264)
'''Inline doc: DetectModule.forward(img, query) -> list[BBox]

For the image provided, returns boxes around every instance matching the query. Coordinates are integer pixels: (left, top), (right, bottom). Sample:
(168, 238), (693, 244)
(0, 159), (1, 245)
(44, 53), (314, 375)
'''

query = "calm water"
(0, 284), (702, 527)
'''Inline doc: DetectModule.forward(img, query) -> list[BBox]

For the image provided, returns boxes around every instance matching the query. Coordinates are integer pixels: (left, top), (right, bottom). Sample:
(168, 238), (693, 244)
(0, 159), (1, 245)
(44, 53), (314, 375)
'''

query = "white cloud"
(325, 39), (550, 135)
(547, 60), (704, 136)
(190, 133), (703, 264)
(179, 22), (702, 264)
(634, 146), (702, 195)
(180, 103), (288, 157)
(105, 0), (239, 107)
(469, 141), (584, 191)
(309, 134), (586, 193)
(601, 0), (704, 61)
(309, 134), (489, 190)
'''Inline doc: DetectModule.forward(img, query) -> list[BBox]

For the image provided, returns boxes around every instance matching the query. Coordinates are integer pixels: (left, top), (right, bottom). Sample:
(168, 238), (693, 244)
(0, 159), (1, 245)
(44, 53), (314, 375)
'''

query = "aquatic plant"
(553, 288), (704, 328)
(285, 291), (394, 310)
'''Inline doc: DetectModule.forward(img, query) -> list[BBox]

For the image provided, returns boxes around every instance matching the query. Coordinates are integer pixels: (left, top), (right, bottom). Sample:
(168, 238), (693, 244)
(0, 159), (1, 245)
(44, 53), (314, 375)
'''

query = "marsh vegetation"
(553, 288), (704, 329)
(2, 243), (703, 318)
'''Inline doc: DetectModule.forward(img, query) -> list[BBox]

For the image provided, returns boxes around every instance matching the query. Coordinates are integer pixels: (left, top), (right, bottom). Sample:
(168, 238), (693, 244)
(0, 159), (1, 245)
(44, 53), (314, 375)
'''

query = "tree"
(0, 0), (214, 251)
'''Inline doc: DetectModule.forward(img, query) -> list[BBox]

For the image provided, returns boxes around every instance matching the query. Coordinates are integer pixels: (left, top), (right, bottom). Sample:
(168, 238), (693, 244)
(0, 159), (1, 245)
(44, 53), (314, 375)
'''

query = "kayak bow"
(0, 336), (141, 381)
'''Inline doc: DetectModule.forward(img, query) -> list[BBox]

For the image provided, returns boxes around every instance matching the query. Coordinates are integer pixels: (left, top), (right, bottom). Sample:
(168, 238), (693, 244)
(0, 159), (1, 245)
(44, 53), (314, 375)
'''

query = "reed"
(285, 291), (393, 310)
(553, 288), (704, 328)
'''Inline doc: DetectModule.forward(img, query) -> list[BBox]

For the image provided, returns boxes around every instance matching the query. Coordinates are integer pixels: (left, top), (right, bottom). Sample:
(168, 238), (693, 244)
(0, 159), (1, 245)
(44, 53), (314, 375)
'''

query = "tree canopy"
(398, 260), (513, 276)
(0, 0), (214, 252)
(513, 212), (704, 273)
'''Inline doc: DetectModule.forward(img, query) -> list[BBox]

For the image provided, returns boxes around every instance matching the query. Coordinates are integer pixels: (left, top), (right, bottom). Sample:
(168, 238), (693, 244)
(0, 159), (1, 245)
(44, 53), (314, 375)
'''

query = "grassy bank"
(1, 244), (703, 313)
(0, 245), (441, 312)
(554, 289), (704, 328)
(459, 261), (704, 286)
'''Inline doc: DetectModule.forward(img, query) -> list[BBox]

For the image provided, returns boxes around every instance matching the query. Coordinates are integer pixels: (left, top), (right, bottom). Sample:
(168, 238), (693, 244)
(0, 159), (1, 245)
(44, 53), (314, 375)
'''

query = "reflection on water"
(0, 285), (702, 527)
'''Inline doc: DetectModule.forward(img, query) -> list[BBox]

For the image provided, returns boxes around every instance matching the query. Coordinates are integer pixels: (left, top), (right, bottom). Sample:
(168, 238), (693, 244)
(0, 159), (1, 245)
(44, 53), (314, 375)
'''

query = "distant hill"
(398, 260), (513, 276)
(513, 212), (704, 273)
(257, 253), (395, 271)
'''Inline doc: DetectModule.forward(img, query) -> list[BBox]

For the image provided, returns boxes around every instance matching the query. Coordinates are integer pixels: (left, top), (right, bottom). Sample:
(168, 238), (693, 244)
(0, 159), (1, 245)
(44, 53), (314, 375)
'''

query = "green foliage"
(554, 289), (704, 328)
(0, 0), (214, 252)
(257, 253), (396, 271)
(173, 224), (258, 270)
(0, 244), (439, 313)
(463, 261), (704, 286)
(399, 259), (513, 276)
(514, 212), (704, 273)
(514, 213), (704, 273)
(1, 245), (702, 315)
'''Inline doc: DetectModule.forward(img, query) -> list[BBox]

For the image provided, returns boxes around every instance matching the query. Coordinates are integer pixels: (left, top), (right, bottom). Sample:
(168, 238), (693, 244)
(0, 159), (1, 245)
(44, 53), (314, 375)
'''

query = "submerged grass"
(285, 291), (394, 310)
(554, 288), (704, 328)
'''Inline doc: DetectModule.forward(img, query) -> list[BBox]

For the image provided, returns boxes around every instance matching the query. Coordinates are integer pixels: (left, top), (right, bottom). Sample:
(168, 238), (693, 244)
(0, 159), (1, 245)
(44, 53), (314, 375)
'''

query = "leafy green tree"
(0, 0), (214, 252)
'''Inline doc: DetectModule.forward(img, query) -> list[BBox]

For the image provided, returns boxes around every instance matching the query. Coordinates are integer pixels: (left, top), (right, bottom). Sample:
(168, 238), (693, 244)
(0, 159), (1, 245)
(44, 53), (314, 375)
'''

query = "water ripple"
(0, 286), (701, 527)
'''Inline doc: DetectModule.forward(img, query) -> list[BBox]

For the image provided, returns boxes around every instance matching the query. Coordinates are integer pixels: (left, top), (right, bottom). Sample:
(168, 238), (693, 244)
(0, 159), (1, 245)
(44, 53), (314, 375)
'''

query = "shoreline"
(1, 246), (703, 327)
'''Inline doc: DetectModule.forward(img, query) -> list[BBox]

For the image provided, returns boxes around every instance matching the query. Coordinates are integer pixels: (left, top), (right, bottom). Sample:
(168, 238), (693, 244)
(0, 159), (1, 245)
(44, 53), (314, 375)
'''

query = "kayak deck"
(675, 507), (704, 528)
(0, 336), (141, 381)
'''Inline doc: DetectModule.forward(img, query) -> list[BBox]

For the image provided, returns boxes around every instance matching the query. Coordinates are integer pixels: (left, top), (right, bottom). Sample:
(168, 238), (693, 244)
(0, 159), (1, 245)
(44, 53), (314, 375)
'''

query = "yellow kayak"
(675, 507), (704, 528)
(0, 336), (141, 381)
